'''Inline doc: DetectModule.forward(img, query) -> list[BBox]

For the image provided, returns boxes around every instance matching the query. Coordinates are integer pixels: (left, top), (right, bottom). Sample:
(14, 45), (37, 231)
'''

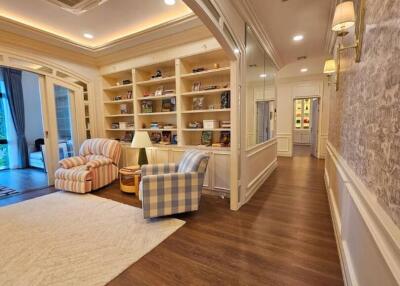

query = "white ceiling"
(247, 0), (334, 66)
(0, 0), (193, 48)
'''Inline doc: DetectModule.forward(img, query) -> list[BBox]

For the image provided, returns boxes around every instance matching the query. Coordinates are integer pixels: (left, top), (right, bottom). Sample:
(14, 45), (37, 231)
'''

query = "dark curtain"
(2, 68), (28, 168)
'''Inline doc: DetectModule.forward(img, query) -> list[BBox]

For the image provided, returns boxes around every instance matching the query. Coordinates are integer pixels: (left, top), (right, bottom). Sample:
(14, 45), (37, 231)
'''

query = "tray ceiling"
(0, 0), (193, 48)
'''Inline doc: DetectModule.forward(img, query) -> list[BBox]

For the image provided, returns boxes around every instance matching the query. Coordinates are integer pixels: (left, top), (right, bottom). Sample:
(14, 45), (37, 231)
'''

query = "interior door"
(310, 98), (319, 157)
(43, 78), (84, 184)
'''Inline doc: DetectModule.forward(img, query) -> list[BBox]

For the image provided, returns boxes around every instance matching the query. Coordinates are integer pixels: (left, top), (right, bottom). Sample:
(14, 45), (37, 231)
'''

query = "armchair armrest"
(59, 156), (87, 169)
(141, 172), (204, 218)
(86, 157), (113, 169)
(141, 163), (179, 176)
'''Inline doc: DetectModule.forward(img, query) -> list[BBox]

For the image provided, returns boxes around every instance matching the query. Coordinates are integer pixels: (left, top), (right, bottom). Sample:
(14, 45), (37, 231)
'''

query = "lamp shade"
(131, 131), (152, 148)
(332, 1), (355, 32)
(323, 59), (336, 74)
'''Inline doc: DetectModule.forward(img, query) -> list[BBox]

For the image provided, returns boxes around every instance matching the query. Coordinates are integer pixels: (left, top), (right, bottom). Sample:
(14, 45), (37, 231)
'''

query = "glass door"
(44, 78), (84, 183)
(54, 85), (76, 159)
(0, 93), (8, 170)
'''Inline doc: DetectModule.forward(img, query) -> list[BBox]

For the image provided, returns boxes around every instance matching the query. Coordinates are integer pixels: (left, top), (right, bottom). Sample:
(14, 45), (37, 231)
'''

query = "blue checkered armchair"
(139, 150), (209, 219)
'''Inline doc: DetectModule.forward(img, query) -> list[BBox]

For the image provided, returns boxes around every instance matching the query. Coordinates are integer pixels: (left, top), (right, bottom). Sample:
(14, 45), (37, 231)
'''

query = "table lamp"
(131, 131), (152, 166)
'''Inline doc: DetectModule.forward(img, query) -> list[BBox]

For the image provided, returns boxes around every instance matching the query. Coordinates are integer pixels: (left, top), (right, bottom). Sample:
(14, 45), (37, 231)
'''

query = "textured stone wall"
(328, 0), (400, 226)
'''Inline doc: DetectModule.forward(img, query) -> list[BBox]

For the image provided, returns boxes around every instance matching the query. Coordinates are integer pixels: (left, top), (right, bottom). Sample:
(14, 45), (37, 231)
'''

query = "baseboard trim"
(325, 142), (400, 285)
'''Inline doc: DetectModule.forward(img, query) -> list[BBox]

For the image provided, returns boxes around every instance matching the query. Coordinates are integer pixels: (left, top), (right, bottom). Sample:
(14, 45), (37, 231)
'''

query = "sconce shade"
(332, 1), (356, 32)
(131, 131), (152, 148)
(323, 59), (337, 74)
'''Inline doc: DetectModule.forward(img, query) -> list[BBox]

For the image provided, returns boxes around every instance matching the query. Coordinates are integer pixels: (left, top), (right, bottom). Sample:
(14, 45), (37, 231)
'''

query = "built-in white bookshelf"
(101, 49), (232, 149)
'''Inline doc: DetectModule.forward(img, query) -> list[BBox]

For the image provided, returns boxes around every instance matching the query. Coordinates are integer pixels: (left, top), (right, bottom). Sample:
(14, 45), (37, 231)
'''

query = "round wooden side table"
(119, 165), (141, 195)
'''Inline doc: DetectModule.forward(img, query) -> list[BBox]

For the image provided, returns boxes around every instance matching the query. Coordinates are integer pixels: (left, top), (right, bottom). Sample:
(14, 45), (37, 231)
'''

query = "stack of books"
(220, 120), (231, 129)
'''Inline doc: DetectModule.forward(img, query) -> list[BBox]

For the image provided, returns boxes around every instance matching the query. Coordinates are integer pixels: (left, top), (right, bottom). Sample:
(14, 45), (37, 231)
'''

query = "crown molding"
(231, 0), (284, 69)
(0, 14), (211, 66)
(0, 14), (200, 57)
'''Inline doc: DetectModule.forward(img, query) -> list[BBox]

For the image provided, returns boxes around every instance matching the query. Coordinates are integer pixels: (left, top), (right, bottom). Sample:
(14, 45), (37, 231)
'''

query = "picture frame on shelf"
(160, 131), (171, 145)
(141, 100), (153, 113)
(193, 97), (204, 110)
(155, 86), (164, 97)
(120, 104), (128, 114)
(219, 131), (231, 147)
(161, 98), (176, 112)
(221, 91), (231, 109)
(201, 131), (212, 146)
(150, 132), (161, 143)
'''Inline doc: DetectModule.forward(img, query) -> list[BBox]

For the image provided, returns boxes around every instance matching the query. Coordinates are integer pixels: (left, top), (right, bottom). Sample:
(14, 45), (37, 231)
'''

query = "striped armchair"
(139, 150), (209, 219)
(55, 138), (121, 193)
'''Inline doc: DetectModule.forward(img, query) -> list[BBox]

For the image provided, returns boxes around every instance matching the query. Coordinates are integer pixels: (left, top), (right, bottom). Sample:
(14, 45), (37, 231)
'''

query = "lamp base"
(138, 148), (148, 166)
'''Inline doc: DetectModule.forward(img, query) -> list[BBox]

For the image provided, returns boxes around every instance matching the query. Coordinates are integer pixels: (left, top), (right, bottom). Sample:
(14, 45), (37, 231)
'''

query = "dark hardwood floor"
(0, 156), (343, 286)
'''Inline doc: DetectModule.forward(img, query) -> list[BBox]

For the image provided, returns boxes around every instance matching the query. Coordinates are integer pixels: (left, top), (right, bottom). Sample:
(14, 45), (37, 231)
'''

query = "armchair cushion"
(141, 163), (179, 176)
(59, 156), (86, 169)
(86, 157), (113, 169)
(55, 165), (92, 182)
(141, 172), (204, 218)
(177, 150), (209, 173)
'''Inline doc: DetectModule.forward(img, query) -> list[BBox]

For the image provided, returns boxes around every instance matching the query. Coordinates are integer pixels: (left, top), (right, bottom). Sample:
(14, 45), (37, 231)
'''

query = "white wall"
(22, 71), (43, 150)
(276, 74), (330, 158)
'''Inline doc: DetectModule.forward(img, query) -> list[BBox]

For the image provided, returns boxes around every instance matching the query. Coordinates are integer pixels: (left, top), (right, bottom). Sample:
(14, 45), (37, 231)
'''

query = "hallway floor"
(0, 156), (343, 286)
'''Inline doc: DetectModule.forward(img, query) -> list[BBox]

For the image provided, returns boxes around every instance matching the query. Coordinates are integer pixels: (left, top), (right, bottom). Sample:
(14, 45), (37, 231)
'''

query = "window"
(0, 91), (9, 170)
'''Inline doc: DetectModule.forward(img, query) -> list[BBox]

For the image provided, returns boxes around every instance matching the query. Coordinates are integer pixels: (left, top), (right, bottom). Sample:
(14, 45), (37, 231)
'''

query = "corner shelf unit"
(101, 49), (232, 149)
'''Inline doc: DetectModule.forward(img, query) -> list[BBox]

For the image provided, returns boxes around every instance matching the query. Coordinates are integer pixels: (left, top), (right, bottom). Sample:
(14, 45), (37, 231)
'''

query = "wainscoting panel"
(277, 133), (292, 157)
(325, 142), (400, 286)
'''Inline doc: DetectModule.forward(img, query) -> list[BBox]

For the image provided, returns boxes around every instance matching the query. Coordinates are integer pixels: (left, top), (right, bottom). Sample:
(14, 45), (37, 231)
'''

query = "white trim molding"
(325, 142), (400, 286)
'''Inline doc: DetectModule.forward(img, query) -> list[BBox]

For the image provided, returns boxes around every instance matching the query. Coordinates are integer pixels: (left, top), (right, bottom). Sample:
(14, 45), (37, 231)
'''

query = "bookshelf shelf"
(138, 128), (177, 132)
(103, 84), (133, 91)
(137, 94), (176, 100)
(105, 114), (134, 118)
(136, 76), (175, 86)
(181, 88), (230, 97)
(181, 109), (230, 114)
(106, 128), (135, 132)
(182, 128), (231, 132)
(138, 112), (176, 116)
(104, 99), (134, 104)
(181, 67), (230, 80)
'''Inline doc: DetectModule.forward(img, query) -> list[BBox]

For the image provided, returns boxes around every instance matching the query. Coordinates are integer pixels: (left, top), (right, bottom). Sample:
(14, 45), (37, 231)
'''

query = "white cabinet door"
(213, 153), (230, 191)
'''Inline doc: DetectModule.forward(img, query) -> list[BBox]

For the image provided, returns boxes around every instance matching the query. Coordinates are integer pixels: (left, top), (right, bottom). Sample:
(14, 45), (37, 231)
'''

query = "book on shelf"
(161, 98), (176, 112)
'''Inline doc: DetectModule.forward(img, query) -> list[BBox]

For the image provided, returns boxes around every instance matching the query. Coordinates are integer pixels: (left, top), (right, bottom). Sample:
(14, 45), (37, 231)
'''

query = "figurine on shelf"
(192, 67), (205, 73)
(172, 135), (178, 145)
(155, 86), (164, 96)
(192, 82), (201, 92)
(151, 70), (163, 79)
(188, 121), (202, 129)
(221, 91), (231, 109)
(219, 131), (231, 147)
(150, 132), (161, 143)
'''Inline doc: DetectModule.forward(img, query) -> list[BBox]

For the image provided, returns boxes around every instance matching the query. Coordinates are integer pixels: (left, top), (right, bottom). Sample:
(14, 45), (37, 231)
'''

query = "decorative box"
(119, 122), (128, 129)
(203, 120), (219, 130)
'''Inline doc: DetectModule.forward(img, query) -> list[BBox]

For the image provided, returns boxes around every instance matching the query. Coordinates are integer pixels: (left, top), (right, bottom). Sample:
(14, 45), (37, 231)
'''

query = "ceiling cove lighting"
(259, 74), (267, 78)
(293, 34), (304, 41)
(300, 68), (308, 73)
(83, 33), (94, 39)
(164, 0), (176, 5)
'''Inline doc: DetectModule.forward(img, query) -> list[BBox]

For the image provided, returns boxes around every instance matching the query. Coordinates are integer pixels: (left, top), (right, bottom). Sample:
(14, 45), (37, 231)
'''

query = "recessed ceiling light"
(259, 73), (267, 78)
(164, 0), (176, 5)
(300, 68), (308, 73)
(234, 48), (240, 54)
(83, 33), (94, 39)
(293, 34), (304, 41)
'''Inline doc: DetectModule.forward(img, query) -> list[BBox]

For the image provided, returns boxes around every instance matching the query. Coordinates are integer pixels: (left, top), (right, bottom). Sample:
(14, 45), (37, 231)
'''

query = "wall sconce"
(331, 0), (366, 90)
(323, 59), (337, 88)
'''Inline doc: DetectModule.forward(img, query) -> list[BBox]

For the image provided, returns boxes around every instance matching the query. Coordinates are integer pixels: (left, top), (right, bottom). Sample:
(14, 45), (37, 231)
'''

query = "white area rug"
(0, 192), (185, 286)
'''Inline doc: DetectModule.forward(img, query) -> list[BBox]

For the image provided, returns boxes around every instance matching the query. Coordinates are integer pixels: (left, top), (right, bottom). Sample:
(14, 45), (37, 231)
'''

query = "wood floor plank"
(1, 156), (343, 285)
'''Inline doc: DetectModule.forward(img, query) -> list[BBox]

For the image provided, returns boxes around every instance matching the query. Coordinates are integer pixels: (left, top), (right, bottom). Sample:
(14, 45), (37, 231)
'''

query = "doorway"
(292, 97), (319, 157)
(0, 68), (48, 197)
(0, 67), (84, 199)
